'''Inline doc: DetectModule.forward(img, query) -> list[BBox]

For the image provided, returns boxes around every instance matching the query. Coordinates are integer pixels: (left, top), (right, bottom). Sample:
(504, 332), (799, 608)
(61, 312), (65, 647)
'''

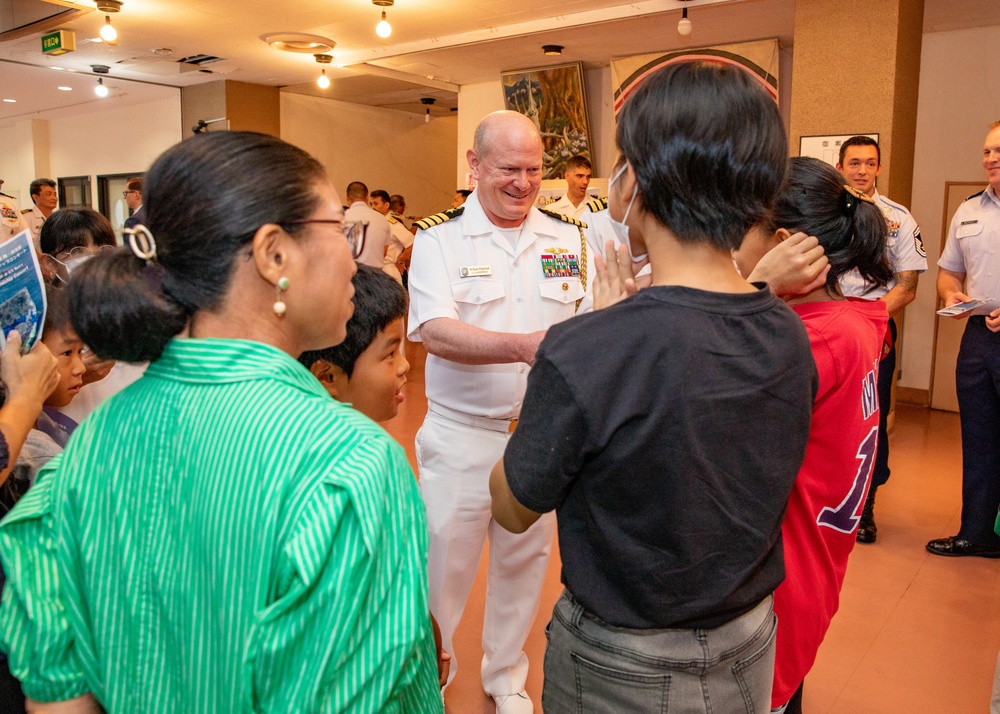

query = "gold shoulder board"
(586, 197), (608, 213)
(415, 206), (465, 231)
(539, 207), (586, 228)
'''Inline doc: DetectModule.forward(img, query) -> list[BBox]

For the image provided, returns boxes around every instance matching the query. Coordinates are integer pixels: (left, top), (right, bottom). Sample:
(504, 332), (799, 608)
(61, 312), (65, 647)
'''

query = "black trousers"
(955, 316), (1000, 544)
(872, 317), (897, 489)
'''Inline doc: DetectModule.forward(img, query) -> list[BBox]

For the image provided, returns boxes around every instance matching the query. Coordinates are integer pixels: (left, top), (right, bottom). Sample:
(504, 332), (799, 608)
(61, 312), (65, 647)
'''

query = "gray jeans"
(542, 591), (777, 713)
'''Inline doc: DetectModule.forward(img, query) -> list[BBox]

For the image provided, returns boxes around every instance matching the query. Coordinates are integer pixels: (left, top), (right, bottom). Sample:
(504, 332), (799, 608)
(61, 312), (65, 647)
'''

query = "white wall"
(281, 93), (458, 220)
(47, 97), (184, 201)
(900, 25), (1000, 392)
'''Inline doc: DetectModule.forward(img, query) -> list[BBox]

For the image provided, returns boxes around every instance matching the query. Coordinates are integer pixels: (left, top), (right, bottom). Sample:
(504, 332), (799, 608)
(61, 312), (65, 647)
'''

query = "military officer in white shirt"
(927, 121), (1000, 559)
(23, 178), (58, 249)
(546, 155), (592, 221)
(836, 136), (927, 545)
(344, 181), (391, 270)
(407, 110), (591, 714)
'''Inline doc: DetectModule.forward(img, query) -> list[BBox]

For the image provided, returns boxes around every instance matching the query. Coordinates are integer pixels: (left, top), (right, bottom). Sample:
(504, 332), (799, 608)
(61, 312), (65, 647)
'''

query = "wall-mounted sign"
(42, 30), (76, 56)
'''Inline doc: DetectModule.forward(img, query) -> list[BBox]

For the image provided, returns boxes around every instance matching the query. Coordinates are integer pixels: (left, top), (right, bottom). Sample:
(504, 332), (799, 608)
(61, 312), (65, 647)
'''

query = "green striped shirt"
(0, 338), (442, 713)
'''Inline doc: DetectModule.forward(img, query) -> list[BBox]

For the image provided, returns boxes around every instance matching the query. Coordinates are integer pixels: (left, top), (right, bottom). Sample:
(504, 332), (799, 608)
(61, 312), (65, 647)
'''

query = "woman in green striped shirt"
(0, 132), (442, 713)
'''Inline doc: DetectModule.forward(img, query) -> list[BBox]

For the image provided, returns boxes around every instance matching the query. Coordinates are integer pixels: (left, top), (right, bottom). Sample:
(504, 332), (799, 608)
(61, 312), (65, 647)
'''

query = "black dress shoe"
(925, 536), (1000, 558)
(856, 488), (877, 544)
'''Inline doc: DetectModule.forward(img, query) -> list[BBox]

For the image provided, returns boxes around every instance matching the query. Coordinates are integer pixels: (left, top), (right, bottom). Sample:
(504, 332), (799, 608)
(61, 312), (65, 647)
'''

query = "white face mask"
(608, 163), (646, 262)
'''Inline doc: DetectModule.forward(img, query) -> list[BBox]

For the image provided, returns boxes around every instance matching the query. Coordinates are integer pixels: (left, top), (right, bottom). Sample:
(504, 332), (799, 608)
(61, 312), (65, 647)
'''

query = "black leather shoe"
(925, 536), (1000, 558)
(856, 488), (877, 544)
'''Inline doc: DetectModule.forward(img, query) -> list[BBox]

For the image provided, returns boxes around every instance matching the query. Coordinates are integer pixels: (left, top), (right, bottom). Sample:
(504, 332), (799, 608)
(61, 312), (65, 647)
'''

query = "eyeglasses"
(55, 244), (116, 261)
(122, 190), (137, 197)
(282, 219), (367, 259)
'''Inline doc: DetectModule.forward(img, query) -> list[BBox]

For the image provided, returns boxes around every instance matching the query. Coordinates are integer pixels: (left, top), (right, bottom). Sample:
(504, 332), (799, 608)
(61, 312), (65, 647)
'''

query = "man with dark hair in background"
(369, 189), (391, 215)
(836, 135), (926, 544)
(383, 194), (413, 284)
(24, 178), (57, 248)
(123, 177), (146, 230)
(547, 155), (592, 221)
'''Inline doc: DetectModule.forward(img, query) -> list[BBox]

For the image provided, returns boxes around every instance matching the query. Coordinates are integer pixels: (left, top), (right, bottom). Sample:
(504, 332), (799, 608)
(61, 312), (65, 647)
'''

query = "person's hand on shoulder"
(748, 232), (830, 298)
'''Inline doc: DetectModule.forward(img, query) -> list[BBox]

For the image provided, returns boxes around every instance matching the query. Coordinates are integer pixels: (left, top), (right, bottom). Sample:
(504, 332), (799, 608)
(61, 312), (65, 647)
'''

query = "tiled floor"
(384, 343), (1000, 713)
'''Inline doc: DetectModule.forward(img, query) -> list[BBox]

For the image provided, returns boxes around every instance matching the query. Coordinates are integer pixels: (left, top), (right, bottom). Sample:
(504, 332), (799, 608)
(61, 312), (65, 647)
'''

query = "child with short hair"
(3, 284), (85, 511)
(298, 263), (409, 424)
(0, 284), (84, 711)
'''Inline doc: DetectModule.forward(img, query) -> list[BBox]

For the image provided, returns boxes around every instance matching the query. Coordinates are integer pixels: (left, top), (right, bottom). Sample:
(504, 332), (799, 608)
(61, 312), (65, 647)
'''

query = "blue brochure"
(0, 230), (47, 353)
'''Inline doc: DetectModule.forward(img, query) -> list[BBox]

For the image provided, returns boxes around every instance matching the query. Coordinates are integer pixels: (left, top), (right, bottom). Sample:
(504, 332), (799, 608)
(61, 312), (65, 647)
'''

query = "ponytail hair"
(772, 156), (892, 293)
(68, 132), (327, 362)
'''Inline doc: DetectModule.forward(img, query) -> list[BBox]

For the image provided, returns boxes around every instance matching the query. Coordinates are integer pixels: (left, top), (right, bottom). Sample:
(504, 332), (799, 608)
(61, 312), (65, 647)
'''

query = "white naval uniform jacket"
(407, 190), (591, 420)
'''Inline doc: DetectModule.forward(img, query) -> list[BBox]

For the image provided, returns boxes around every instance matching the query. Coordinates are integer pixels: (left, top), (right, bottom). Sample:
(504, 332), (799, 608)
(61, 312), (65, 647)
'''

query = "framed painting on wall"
(500, 62), (591, 180)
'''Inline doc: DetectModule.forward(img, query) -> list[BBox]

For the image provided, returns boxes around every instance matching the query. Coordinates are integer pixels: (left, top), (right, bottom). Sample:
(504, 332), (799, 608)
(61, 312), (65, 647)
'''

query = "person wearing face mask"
(39, 209), (146, 424)
(490, 61), (818, 713)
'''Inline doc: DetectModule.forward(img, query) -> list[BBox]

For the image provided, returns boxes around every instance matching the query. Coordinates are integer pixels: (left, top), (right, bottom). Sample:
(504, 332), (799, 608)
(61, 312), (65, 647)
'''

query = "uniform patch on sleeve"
(913, 226), (926, 258)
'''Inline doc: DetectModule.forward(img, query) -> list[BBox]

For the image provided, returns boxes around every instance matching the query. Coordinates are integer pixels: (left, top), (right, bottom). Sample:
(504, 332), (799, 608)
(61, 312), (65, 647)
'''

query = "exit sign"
(42, 30), (76, 56)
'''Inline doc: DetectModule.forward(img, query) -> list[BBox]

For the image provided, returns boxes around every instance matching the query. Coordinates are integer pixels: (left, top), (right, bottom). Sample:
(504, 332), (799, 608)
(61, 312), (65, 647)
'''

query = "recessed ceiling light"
(3, 99), (15, 103)
(51, 66), (65, 71)
(58, 86), (72, 91)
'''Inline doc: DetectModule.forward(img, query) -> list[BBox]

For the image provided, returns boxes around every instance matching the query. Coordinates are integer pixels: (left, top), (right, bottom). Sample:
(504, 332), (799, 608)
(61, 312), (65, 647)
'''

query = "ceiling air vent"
(177, 54), (224, 66)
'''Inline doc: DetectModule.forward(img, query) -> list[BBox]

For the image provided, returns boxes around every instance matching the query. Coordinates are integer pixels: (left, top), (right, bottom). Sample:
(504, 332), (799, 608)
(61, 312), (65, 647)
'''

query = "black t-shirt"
(506, 284), (817, 630)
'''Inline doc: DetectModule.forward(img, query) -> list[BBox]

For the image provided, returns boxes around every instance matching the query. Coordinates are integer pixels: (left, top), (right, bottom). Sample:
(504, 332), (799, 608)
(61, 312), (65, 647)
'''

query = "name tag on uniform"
(460, 265), (492, 277)
(961, 220), (979, 226)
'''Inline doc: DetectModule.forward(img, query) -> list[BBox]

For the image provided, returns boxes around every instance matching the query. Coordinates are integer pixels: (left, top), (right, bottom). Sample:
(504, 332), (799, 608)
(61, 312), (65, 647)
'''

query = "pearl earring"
(274, 276), (290, 317)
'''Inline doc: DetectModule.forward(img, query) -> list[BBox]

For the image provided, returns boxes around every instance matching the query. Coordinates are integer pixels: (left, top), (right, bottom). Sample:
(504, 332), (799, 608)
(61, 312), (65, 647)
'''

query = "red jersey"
(771, 299), (888, 708)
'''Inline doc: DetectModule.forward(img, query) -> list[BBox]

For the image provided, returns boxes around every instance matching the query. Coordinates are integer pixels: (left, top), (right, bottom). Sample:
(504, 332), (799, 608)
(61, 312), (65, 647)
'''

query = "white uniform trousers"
(416, 408), (555, 696)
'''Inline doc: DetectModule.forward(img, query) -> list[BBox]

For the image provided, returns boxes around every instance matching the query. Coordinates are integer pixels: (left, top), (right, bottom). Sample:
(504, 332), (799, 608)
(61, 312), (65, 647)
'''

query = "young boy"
(0, 284), (84, 711)
(298, 263), (409, 424)
(3, 284), (85, 512)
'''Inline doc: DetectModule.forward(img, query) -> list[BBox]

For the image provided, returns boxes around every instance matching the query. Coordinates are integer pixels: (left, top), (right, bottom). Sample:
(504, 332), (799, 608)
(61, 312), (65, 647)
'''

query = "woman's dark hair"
(39, 208), (116, 256)
(773, 157), (891, 293)
(68, 132), (326, 362)
(299, 264), (407, 377)
(615, 61), (787, 251)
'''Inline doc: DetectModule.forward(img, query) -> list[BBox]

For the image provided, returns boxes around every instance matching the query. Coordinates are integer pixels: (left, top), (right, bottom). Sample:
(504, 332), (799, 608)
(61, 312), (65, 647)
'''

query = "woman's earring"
(274, 276), (290, 317)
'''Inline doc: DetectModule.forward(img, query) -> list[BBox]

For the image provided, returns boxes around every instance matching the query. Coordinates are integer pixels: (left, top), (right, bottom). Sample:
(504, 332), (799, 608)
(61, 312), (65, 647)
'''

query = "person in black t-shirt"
(490, 61), (817, 714)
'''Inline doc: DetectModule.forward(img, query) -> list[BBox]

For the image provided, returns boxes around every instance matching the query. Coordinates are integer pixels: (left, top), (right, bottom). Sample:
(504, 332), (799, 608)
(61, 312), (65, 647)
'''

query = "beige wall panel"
(281, 92), (457, 221)
(225, 81), (280, 137)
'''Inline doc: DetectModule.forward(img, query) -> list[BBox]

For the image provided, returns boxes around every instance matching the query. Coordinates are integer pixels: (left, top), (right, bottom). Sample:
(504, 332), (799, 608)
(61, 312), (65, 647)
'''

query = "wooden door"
(930, 182), (987, 412)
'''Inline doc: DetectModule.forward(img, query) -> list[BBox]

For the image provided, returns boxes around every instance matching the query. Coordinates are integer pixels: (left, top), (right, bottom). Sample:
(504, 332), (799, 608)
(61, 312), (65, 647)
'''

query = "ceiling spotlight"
(314, 53), (332, 89)
(95, 0), (121, 45)
(542, 45), (563, 56)
(421, 97), (435, 124)
(677, 6), (692, 36)
(95, 77), (109, 98)
(373, 0), (393, 38)
(100, 15), (117, 44)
